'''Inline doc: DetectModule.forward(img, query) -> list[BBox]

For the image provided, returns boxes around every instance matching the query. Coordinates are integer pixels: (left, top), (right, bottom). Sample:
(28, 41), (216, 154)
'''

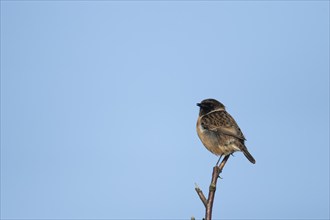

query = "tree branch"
(195, 155), (230, 220)
(194, 183), (207, 208)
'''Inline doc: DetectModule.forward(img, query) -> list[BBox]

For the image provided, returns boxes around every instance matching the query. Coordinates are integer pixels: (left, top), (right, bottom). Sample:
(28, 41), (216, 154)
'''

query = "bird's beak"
(197, 103), (202, 107)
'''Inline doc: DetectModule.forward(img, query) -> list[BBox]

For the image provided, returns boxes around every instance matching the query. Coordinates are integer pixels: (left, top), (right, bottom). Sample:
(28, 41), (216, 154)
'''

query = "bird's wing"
(200, 110), (246, 140)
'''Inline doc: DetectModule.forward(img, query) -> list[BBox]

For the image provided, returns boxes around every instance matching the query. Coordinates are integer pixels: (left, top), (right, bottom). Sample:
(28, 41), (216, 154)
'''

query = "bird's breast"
(196, 117), (240, 156)
(196, 118), (219, 154)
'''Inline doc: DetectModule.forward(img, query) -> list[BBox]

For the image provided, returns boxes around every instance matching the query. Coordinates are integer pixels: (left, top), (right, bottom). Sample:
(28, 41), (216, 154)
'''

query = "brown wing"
(200, 110), (246, 141)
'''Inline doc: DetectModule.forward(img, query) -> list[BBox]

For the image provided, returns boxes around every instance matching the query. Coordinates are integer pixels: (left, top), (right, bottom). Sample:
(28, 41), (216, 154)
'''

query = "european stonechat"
(196, 99), (255, 164)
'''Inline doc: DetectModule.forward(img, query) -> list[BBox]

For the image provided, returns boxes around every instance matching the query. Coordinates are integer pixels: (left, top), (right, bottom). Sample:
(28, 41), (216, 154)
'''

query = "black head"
(197, 99), (225, 116)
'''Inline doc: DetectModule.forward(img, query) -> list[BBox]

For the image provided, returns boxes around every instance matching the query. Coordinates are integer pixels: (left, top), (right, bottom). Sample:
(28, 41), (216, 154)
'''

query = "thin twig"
(194, 183), (207, 208)
(205, 155), (230, 220)
(195, 155), (230, 220)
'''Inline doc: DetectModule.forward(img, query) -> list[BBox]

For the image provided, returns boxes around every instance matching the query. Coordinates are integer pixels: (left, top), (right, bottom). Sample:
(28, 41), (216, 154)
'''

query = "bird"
(196, 98), (255, 164)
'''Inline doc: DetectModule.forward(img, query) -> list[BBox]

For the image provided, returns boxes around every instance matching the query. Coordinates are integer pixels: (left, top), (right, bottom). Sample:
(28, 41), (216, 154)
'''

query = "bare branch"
(195, 155), (231, 220)
(205, 155), (230, 220)
(194, 183), (207, 208)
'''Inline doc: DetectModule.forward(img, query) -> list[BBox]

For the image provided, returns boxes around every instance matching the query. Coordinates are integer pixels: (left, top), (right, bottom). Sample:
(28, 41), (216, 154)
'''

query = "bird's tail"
(241, 147), (256, 164)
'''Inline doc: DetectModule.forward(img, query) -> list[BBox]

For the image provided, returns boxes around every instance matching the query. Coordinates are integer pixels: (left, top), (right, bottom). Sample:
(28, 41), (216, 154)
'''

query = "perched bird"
(196, 99), (255, 164)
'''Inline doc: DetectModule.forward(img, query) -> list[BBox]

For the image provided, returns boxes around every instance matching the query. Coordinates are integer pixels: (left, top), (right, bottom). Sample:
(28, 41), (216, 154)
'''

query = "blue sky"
(1, 1), (329, 219)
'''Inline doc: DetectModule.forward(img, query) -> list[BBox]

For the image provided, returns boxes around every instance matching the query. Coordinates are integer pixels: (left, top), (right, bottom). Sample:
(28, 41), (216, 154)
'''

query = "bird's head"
(197, 99), (225, 116)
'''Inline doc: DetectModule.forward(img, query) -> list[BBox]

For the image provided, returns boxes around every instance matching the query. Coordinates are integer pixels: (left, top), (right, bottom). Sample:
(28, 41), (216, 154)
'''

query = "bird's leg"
(217, 157), (223, 179)
(216, 155), (223, 166)
(217, 154), (230, 179)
